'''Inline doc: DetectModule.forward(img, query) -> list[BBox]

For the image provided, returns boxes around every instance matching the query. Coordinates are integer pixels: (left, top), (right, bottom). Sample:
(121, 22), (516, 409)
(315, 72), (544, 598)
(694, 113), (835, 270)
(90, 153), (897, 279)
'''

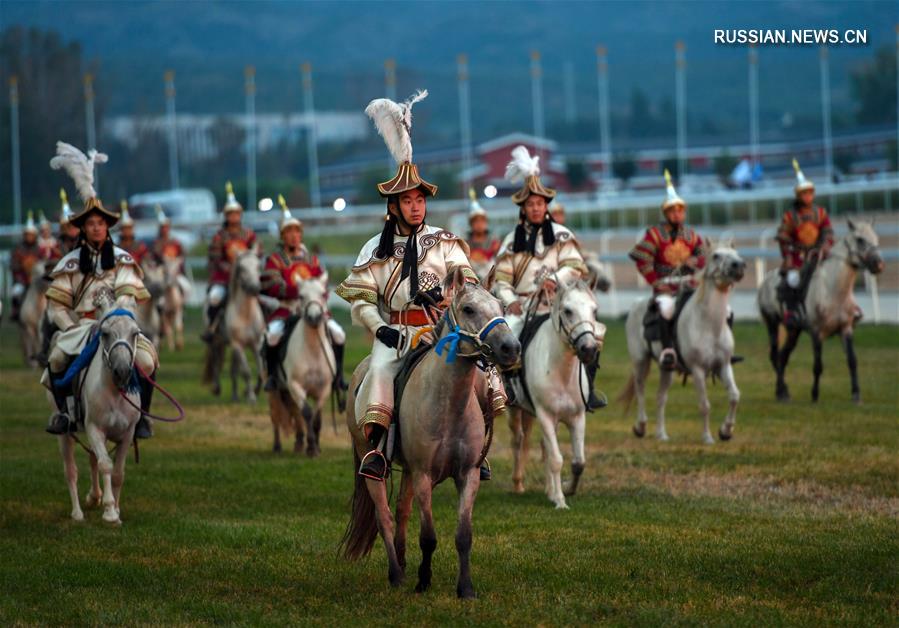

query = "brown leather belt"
(389, 310), (430, 326)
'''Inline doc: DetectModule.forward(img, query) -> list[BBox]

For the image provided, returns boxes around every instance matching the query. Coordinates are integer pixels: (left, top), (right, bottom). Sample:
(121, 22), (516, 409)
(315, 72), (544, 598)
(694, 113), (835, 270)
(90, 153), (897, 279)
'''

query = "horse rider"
(466, 188), (501, 284)
(10, 211), (42, 323)
(57, 189), (81, 256)
(37, 210), (60, 261)
(116, 201), (150, 267)
(201, 181), (258, 342)
(150, 206), (184, 268)
(629, 170), (709, 371)
(490, 146), (605, 411)
(43, 141), (158, 438)
(776, 159), (834, 329)
(261, 195), (349, 400)
(336, 90), (495, 482)
(549, 201), (566, 225)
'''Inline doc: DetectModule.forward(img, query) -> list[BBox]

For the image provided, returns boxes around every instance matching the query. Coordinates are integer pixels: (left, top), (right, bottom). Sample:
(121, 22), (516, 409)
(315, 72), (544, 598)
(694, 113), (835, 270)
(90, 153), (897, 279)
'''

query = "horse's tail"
(339, 448), (379, 561)
(617, 360), (649, 415)
(202, 339), (224, 385)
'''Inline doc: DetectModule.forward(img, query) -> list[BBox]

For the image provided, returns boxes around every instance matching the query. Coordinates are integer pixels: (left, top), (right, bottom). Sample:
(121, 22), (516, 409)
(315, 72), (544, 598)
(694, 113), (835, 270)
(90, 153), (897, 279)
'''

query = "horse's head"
(298, 279), (327, 328)
(233, 251), (261, 295)
(845, 220), (884, 275)
(30, 260), (49, 291)
(704, 239), (745, 289)
(442, 267), (520, 368)
(550, 277), (603, 364)
(584, 255), (612, 293)
(162, 257), (181, 287)
(98, 309), (141, 390)
(141, 258), (165, 300)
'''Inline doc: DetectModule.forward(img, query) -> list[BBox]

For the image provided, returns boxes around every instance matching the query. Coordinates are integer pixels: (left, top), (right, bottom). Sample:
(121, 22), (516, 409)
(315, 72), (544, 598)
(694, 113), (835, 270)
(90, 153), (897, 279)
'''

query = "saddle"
(504, 313), (550, 413)
(272, 314), (303, 387)
(643, 289), (694, 371)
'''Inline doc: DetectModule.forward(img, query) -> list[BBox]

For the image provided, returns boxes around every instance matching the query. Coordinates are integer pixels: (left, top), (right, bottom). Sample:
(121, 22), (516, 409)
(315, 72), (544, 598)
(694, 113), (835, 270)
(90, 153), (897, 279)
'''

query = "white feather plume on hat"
(49, 141), (108, 202)
(504, 145), (541, 183)
(364, 89), (428, 165)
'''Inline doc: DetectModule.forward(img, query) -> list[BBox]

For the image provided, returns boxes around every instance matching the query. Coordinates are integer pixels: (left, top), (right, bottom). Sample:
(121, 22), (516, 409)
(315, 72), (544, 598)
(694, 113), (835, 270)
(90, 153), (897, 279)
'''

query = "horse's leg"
(765, 316), (780, 371)
(563, 414), (586, 497)
(691, 368), (714, 445)
(655, 368), (674, 442)
(59, 436), (83, 521)
(811, 334), (824, 402)
(632, 358), (650, 437)
(230, 347), (240, 402)
(776, 328), (801, 402)
(508, 407), (526, 493)
(842, 331), (861, 404)
(413, 472), (438, 592)
(252, 342), (263, 398)
(718, 362), (740, 441)
(86, 451), (101, 508)
(366, 478), (403, 587)
(454, 466), (481, 599)
(111, 440), (129, 518)
(394, 471), (414, 575)
(536, 410), (567, 509)
(313, 408), (323, 456)
(176, 306), (185, 350)
(237, 346), (255, 403)
(87, 426), (120, 524)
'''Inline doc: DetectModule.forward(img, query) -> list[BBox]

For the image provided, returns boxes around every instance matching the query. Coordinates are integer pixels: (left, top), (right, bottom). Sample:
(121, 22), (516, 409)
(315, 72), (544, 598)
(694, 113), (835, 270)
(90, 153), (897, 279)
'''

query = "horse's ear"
(847, 218), (856, 231)
(442, 265), (468, 299)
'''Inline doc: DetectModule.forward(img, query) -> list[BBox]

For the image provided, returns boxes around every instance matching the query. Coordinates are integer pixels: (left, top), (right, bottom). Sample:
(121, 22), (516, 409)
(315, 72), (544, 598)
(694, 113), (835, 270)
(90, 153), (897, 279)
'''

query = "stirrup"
(659, 348), (677, 371)
(358, 450), (387, 481)
(46, 412), (74, 435)
(479, 458), (492, 481)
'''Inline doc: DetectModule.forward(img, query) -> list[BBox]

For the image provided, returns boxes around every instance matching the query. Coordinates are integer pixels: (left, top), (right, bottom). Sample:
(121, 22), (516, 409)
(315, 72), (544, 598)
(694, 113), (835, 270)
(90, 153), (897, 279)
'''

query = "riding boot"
(35, 317), (57, 367)
(10, 296), (21, 323)
(585, 354), (608, 410)
(726, 312), (744, 364)
(659, 318), (677, 371)
(134, 373), (154, 439)
(263, 342), (280, 392)
(201, 304), (222, 343)
(358, 424), (388, 481)
(46, 371), (75, 435)
(331, 341), (349, 412)
(778, 278), (805, 330)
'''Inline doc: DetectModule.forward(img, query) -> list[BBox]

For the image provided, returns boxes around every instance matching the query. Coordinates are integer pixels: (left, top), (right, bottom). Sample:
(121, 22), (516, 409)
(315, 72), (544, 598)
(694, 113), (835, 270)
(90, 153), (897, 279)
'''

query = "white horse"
(268, 279), (335, 456)
(138, 260), (163, 347)
(507, 278), (606, 509)
(621, 243), (745, 444)
(20, 260), (49, 367)
(203, 251), (264, 402)
(159, 256), (187, 351)
(54, 304), (144, 524)
(758, 219), (884, 403)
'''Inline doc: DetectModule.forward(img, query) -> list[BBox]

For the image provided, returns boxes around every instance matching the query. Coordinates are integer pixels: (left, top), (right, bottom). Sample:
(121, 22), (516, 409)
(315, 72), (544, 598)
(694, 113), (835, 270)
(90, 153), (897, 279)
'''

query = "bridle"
(550, 281), (599, 358)
(434, 294), (509, 365)
(100, 309), (137, 373)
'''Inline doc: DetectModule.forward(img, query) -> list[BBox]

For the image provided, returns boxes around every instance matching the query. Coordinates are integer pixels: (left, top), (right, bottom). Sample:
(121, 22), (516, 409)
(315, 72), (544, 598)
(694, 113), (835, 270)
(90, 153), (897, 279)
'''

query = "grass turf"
(1, 309), (896, 626)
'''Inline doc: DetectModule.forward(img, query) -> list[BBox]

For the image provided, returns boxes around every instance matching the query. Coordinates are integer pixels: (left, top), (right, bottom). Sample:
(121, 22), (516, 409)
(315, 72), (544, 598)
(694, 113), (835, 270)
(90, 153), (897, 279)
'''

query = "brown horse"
(340, 268), (520, 598)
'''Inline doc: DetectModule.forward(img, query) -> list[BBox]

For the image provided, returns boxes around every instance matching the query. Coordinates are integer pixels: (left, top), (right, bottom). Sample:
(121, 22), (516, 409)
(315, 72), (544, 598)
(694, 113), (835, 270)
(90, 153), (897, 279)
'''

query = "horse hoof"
(553, 500), (570, 510)
(852, 393), (862, 405)
(211, 385), (221, 397)
(71, 509), (84, 522)
(414, 581), (431, 594)
(84, 493), (101, 508)
(718, 427), (733, 442)
(632, 423), (646, 438)
(102, 511), (121, 525)
(657, 432), (670, 442)
(512, 482), (525, 495)
(776, 392), (791, 403)
(388, 568), (405, 588)
(702, 434), (715, 445)
(456, 585), (477, 600)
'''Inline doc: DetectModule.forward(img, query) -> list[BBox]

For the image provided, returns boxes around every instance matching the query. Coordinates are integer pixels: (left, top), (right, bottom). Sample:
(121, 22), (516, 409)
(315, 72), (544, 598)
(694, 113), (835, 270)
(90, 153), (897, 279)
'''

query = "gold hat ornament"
(59, 188), (72, 225)
(792, 158), (814, 194)
(662, 169), (685, 212)
(224, 181), (243, 213)
(24, 210), (38, 234)
(505, 145), (556, 206)
(468, 187), (487, 221)
(49, 141), (119, 227)
(119, 200), (134, 227)
(365, 89), (437, 199)
(278, 194), (302, 233)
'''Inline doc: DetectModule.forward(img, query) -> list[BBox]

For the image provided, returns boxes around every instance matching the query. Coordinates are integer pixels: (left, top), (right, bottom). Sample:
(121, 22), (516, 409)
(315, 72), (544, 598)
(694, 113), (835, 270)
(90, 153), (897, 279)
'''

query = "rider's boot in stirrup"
(46, 371), (75, 435)
(134, 373), (154, 439)
(358, 424), (388, 481)
(263, 343), (280, 392)
(585, 354), (607, 410)
(332, 341), (349, 412)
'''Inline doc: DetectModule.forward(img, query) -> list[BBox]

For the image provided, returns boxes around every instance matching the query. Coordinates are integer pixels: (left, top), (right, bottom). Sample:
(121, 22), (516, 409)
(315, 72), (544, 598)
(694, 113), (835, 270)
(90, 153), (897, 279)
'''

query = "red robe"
(118, 237), (151, 267)
(629, 223), (706, 295)
(776, 206), (834, 269)
(261, 246), (324, 321)
(208, 227), (257, 285)
(467, 234), (501, 266)
(11, 242), (42, 285)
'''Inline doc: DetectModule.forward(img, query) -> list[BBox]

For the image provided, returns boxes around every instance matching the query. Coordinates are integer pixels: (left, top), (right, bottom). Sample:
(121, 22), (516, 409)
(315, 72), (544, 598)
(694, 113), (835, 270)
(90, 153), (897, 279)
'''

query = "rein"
(434, 303), (508, 365)
(117, 363), (185, 423)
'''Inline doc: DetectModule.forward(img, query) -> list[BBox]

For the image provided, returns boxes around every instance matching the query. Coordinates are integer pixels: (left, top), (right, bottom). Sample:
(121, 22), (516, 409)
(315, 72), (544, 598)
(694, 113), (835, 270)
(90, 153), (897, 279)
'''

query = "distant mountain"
(5, 0), (894, 146)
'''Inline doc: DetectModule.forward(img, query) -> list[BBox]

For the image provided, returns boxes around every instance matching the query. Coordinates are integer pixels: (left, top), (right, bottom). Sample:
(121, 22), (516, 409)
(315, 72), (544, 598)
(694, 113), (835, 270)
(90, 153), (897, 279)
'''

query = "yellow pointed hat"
(662, 169), (685, 212)
(792, 158), (814, 193)
(224, 181), (243, 213)
(278, 194), (302, 233)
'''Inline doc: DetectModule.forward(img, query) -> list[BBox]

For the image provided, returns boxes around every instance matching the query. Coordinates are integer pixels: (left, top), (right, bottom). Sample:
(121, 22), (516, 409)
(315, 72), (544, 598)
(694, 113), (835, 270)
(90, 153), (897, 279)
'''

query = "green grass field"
(1, 309), (896, 626)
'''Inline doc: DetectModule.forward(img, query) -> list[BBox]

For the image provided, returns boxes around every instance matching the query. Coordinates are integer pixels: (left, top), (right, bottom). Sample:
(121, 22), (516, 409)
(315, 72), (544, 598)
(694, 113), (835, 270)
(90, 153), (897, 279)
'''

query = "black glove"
(413, 286), (443, 307)
(375, 326), (400, 349)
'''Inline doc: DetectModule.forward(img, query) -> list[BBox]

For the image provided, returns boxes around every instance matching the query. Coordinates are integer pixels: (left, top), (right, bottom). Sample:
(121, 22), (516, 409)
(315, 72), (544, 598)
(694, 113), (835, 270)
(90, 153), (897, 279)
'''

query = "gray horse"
(341, 268), (520, 599)
(758, 219), (884, 403)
